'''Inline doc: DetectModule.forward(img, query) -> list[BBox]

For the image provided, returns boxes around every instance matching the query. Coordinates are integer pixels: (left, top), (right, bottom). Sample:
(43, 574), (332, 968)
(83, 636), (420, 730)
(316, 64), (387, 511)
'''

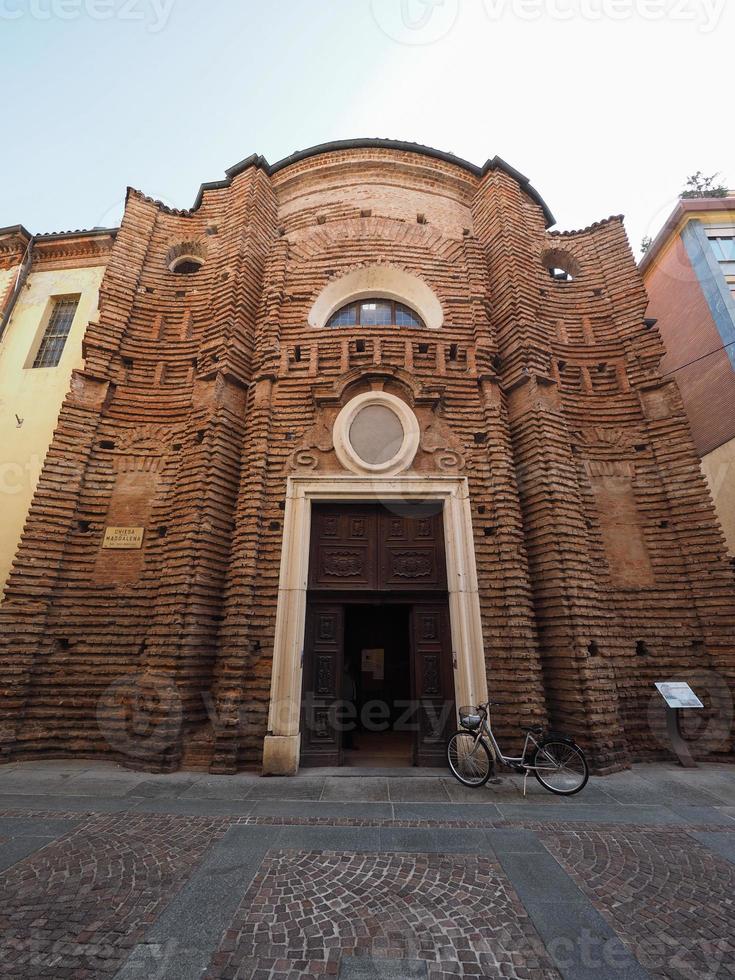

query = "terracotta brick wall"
(1, 145), (733, 773)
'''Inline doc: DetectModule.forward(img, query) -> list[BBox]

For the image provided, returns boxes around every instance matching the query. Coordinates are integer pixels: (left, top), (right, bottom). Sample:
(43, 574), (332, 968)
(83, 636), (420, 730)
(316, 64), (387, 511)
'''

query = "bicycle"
(447, 702), (589, 795)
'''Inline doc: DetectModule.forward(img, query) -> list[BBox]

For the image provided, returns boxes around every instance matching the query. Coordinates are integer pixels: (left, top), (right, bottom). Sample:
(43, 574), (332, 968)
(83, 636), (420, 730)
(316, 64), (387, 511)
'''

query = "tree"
(680, 172), (729, 199)
(641, 236), (653, 254)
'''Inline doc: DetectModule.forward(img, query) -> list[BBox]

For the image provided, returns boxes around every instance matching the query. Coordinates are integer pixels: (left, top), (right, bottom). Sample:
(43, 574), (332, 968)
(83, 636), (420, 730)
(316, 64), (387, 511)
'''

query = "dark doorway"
(343, 604), (412, 767)
(300, 501), (456, 769)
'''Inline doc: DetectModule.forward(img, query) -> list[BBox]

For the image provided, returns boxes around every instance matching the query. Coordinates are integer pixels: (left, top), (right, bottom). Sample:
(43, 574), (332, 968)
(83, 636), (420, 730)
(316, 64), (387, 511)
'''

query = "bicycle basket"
(459, 706), (483, 731)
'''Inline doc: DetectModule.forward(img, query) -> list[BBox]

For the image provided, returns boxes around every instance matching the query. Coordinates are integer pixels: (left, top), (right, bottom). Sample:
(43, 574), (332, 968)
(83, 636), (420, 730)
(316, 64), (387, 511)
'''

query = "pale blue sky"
(1, 0), (732, 253)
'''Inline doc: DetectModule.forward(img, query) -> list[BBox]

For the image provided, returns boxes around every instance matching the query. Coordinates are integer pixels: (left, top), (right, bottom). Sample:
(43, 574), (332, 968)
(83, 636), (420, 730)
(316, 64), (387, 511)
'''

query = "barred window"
(326, 298), (424, 329)
(32, 296), (80, 369)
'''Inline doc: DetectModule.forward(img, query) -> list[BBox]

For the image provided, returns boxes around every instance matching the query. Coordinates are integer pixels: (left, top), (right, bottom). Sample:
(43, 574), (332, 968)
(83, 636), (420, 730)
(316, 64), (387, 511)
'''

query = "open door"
(300, 603), (344, 767)
(411, 603), (456, 767)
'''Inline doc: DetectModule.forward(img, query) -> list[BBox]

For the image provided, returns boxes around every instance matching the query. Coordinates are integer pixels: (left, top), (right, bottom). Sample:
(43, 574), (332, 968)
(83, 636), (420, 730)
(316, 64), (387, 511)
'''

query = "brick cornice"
(32, 229), (117, 269)
(0, 226), (32, 269)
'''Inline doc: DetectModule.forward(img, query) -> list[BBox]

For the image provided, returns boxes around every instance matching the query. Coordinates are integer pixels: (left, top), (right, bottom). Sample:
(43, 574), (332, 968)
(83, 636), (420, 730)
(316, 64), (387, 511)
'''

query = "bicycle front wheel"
(447, 731), (493, 787)
(533, 738), (589, 796)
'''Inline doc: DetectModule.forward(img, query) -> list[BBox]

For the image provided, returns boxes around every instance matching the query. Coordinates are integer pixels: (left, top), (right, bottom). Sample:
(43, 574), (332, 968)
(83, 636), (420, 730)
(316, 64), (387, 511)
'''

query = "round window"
(333, 392), (420, 476)
(349, 405), (405, 465)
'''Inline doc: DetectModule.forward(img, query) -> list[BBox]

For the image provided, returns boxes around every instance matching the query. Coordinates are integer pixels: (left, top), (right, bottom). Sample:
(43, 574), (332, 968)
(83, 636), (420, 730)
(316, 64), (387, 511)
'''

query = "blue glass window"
(359, 300), (393, 326)
(711, 236), (735, 262)
(328, 303), (358, 326)
(395, 303), (422, 327)
(325, 298), (425, 328)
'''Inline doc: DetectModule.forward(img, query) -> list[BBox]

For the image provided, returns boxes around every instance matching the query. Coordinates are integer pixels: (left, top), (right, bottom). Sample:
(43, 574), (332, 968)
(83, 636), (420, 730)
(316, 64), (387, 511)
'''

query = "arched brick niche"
(308, 265), (444, 330)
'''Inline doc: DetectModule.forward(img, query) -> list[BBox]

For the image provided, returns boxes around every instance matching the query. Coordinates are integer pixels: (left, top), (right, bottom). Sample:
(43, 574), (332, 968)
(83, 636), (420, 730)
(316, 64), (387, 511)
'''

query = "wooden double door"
(300, 503), (456, 768)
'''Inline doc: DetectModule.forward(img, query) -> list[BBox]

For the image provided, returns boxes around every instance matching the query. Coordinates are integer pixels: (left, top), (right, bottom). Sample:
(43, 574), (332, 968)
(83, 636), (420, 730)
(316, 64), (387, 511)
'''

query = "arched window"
(326, 298), (425, 329)
(169, 256), (204, 275)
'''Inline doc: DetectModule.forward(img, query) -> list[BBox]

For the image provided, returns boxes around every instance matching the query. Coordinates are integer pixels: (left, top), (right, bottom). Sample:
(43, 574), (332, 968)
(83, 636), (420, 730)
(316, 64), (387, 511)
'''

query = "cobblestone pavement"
(539, 828), (735, 980)
(0, 763), (732, 979)
(210, 849), (556, 980)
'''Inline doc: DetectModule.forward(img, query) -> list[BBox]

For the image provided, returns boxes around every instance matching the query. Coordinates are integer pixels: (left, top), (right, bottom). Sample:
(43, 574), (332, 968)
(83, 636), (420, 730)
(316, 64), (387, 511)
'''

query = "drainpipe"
(0, 234), (35, 344)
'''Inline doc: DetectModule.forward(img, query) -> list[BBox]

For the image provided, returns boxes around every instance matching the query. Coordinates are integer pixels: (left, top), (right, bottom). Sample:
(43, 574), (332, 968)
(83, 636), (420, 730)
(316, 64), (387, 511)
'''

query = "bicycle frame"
(464, 706), (564, 774)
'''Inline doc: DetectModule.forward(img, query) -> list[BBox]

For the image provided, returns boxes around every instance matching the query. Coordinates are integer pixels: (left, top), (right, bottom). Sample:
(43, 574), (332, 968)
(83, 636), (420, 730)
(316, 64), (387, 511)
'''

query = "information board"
(655, 682), (704, 709)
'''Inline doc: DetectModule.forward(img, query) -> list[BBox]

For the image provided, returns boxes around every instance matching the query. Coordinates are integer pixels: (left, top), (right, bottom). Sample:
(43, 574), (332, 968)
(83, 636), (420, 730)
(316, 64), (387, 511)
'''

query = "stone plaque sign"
(102, 527), (145, 550)
(655, 682), (704, 709)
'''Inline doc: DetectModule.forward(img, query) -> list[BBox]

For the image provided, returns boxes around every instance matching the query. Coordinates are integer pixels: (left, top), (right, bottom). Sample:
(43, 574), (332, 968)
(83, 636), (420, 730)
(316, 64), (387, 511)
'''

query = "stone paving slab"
(689, 830), (735, 865)
(386, 778), (453, 802)
(135, 798), (257, 818)
(0, 816), (78, 837)
(597, 770), (725, 806)
(177, 777), (259, 801)
(0, 792), (139, 813)
(485, 828), (547, 853)
(250, 800), (395, 820)
(669, 770), (735, 805)
(59, 775), (150, 798)
(322, 776), (391, 801)
(496, 803), (691, 826)
(246, 775), (328, 800)
(441, 777), (525, 803)
(340, 956), (429, 978)
(0, 773), (77, 795)
(393, 802), (502, 822)
(665, 803), (735, 826)
(377, 826), (490, 854)
(125, 777), (200, 799)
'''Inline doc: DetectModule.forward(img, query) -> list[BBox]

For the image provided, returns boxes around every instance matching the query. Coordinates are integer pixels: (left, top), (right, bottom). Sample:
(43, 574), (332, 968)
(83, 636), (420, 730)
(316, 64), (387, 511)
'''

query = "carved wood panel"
(309, 503), (447, 592)
(411, 604), (456, 766)
(309, 505), (378, 590)
(300, 604), (344, 767)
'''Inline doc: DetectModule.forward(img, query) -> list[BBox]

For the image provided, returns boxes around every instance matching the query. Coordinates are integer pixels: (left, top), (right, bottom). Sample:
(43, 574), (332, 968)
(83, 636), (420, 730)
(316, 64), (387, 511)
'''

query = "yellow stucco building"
(0, 226), (115, 596)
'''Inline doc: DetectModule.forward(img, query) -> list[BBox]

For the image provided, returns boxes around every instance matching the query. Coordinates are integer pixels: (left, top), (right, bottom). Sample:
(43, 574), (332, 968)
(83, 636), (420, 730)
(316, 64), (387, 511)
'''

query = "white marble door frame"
(262, 475), (488, 775)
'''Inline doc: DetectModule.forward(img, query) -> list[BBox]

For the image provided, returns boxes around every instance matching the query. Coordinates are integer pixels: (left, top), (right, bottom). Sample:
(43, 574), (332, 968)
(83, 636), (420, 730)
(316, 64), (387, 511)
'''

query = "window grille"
(32, 296), (80, 368)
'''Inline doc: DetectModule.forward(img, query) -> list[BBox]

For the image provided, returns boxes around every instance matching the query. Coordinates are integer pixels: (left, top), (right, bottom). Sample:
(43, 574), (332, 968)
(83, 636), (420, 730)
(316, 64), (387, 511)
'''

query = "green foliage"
(680, 172), (729, 199)
(640, 236), (653, 254)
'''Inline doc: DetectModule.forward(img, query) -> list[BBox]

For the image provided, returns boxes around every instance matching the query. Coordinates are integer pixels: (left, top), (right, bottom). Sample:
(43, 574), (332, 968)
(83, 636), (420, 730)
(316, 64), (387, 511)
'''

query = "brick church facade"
(1, 140), (733, 775)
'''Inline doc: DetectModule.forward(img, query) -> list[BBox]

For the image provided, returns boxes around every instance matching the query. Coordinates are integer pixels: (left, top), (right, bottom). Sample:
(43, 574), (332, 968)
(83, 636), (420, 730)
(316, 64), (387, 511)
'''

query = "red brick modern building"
(641, 195), (735, 560)
(1, 140), (733, 775)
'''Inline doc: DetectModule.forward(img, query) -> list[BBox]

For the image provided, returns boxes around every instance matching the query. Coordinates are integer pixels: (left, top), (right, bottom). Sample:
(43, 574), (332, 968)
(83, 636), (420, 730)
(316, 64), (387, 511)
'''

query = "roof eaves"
(640, 196), (735, 274)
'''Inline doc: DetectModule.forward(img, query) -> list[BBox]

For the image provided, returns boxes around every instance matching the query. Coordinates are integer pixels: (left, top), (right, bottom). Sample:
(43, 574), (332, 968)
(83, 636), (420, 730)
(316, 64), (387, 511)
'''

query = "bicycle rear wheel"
(447, 731), (493, 787)
(533, 738), (589, 795)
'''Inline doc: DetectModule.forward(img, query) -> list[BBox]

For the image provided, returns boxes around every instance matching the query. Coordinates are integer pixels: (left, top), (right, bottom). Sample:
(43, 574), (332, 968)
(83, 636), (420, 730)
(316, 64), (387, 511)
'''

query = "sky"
(0, 0), (732, 256)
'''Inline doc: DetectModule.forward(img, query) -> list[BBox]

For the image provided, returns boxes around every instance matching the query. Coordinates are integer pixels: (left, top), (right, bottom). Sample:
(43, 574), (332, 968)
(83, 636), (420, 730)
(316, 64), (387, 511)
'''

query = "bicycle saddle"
(523, 725), (545, 735)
